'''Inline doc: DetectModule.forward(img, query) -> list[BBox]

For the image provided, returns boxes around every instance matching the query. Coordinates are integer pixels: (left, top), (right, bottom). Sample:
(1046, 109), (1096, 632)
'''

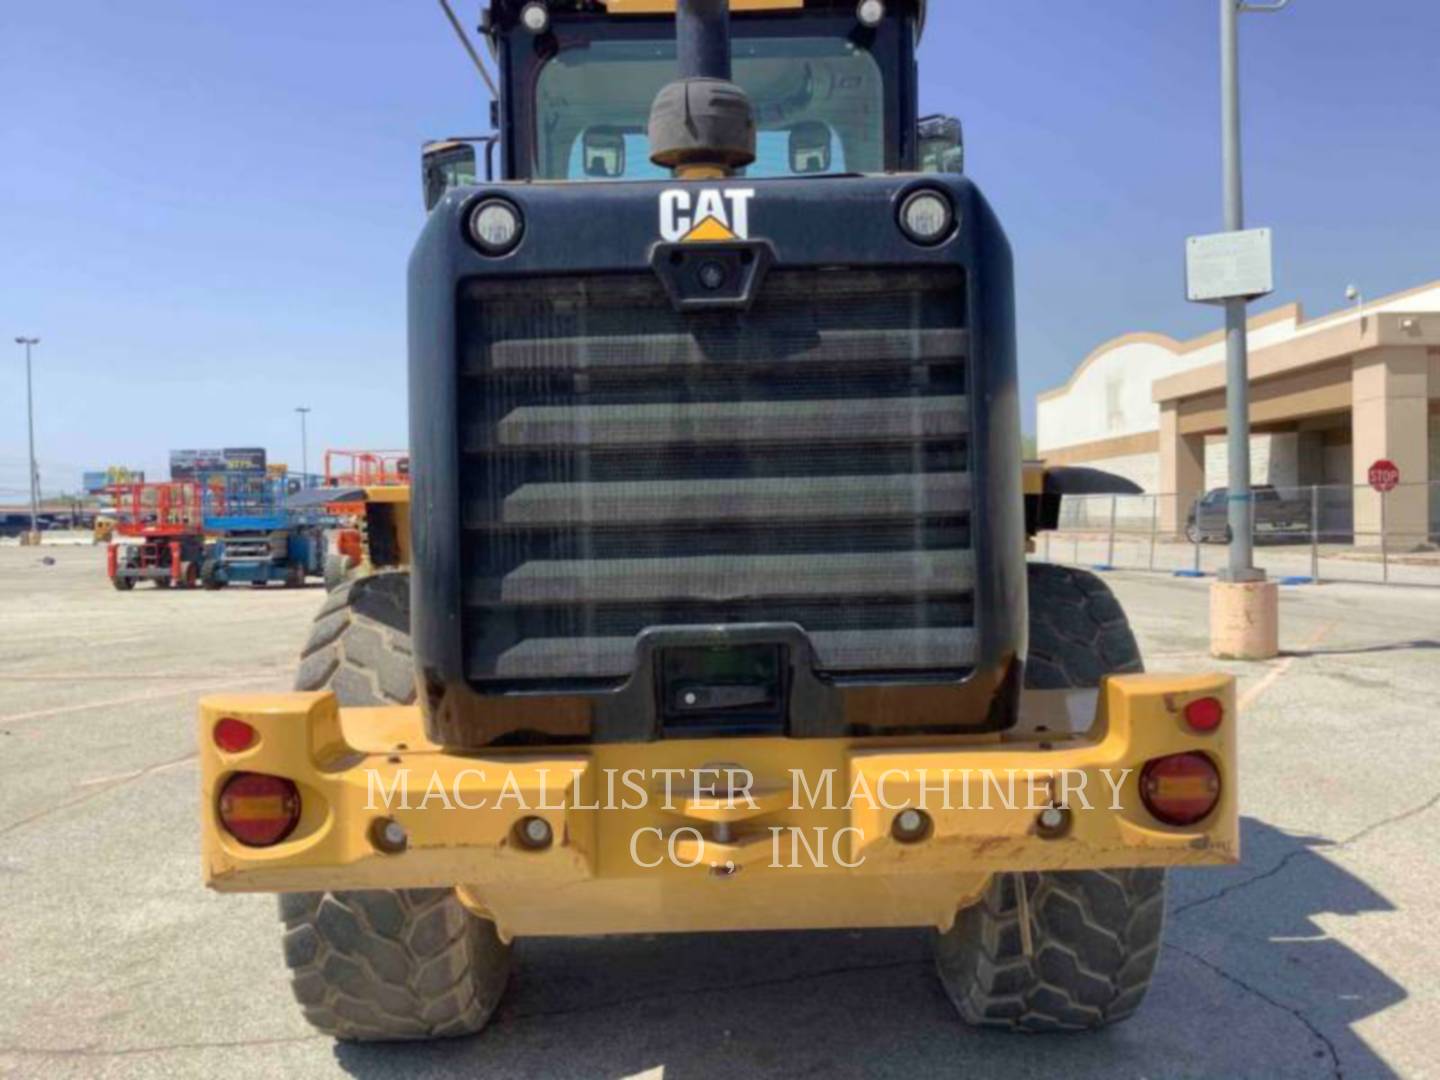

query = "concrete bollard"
(1210, 580), (1279, 660)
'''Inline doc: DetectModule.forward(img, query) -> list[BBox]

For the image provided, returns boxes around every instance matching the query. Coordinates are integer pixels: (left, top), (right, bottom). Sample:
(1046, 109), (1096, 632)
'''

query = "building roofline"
(1037, 277), (1440, 407)
(1035, 305), (1301, 405)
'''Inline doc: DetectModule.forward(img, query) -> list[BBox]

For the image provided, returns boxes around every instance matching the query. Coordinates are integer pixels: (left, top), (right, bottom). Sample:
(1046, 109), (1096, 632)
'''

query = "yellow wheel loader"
(199, 0), (1237, 1041)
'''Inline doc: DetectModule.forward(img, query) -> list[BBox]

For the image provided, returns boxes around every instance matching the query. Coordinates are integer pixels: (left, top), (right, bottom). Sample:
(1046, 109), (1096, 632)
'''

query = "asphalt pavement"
(1, 544), (1436, 1079)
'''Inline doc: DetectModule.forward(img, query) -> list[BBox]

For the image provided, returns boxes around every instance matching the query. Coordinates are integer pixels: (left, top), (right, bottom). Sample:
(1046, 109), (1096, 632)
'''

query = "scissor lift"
(200, 473), (327, 589)
(105, 482), (208, 590)
(312, 450), (412, 587)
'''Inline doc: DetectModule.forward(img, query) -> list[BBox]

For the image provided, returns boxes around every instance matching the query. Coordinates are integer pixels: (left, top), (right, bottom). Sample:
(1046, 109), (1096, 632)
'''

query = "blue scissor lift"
(201, 474), (328, 589)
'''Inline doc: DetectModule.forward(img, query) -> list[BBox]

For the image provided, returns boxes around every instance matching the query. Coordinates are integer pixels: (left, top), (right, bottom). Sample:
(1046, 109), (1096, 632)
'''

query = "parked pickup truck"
(1186, 485), (1309, 543)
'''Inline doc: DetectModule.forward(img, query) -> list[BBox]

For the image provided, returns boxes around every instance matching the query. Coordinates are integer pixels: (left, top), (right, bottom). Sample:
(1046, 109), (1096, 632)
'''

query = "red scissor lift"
(323, 450), (410, 490)
(105, 481), (209, 590)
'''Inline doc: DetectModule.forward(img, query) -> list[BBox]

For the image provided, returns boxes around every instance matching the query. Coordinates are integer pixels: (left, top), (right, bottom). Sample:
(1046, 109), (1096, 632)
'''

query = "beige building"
(1036, 280), (1440, 540)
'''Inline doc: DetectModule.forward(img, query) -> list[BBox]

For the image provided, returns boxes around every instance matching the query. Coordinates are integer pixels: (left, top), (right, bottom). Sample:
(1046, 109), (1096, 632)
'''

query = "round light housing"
(213, 717), (257, 753)
(468, 198), (523, 255)
(218, 772), (301, 847)
(1183, 696), (1224, 733)
(857, 0), (885, 27)
(1140, 753), (1221, 827)
(520, 2), (549, 33)
(899, 189), (954, 246)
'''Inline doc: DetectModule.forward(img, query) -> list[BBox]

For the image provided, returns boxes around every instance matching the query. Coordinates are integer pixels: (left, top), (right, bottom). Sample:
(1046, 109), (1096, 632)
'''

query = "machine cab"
(423, 0), (963, 202)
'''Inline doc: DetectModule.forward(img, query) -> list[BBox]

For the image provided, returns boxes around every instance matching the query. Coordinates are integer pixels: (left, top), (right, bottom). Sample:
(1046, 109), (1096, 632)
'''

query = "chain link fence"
(1037, 482), (1440, 587)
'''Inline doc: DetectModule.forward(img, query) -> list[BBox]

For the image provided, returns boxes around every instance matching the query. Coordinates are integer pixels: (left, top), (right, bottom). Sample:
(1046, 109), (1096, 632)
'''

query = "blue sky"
(3, 1), (1437, 496)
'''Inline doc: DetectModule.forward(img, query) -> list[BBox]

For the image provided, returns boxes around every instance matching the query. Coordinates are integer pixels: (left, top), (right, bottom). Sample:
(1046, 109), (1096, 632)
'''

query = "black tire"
(934, 564), (1161, 1032)
(280, 890), (510, 1042)
(282, 572), (507, 1041)
(323, 553), (353, 593)
(935, 869), (1166, 1032)
(1024, 562), (1143, 691)
(295, 571), (416, 706)
(1184, 521), (1201, 545)
(201, 558), (225, 590)
(111, 575), (134, 592)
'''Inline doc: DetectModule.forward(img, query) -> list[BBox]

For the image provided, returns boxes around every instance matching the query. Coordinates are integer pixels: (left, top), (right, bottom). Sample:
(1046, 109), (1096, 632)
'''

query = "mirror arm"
(437, 0), (499, 98)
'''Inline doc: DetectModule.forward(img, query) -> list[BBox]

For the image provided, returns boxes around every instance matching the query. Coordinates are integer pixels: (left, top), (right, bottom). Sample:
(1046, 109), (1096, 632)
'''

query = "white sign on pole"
(1185, 228), (1274, 303)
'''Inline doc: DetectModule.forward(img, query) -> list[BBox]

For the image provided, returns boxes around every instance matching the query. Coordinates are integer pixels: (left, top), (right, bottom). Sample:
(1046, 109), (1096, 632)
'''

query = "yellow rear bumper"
(199, 673), (1236, 937)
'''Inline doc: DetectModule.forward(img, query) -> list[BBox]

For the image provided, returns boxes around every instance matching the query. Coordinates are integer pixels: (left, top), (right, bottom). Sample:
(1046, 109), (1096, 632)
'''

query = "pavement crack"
(505, 957), (926, 1023)
(0, 750), (197, 838)
(1173, 790), (1440, 918)
(1166, 942), (1342, 1079)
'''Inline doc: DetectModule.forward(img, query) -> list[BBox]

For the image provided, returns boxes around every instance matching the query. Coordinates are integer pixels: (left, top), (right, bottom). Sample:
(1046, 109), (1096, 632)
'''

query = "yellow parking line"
(1238, 620), (1337, 711)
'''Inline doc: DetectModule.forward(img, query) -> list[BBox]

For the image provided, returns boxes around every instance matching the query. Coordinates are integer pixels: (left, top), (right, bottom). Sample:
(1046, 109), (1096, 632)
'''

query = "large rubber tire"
(1024, 562), (1144, 691)
(279, 890), (510, 1042)
(934, 564), (1162, 1032)
(201, 558), (225, 590)
(294, 571), (416, 707)
(282, 572), (508, 1042)
(323, 553), (353, 594)
(111, 575), (134, 592)
(935, 869), (1167, 1032)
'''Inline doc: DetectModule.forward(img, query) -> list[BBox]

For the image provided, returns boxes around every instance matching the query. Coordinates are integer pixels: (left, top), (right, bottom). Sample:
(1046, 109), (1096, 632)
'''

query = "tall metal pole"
(15, 337), (41, 536)
(1218, 0), (1261, 583)
(296, 407), (311, 486)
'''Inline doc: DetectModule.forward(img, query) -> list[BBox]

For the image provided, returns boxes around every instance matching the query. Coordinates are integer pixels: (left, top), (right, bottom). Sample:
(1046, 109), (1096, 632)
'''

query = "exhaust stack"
(648, 0), (757, 178)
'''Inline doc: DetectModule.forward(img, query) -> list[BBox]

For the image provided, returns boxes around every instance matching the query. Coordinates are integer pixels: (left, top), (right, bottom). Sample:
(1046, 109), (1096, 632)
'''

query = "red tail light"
(1140, 753), (1221, 827)
(213, 717), (257, 753)
(218, 773), (301, 847)
(1183, 696), (1224, 733)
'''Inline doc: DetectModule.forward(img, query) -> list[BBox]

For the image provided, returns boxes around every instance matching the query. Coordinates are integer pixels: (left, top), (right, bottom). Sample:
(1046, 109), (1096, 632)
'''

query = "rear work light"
(218, 773), (301, 847)
(1140, 753), (1221, 827)
(212, 717), (257, 753)
(1183, 696), (1225, 733)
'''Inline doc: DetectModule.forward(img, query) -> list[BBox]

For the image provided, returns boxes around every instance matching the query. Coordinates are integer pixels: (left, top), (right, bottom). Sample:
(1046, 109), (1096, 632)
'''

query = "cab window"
(535, 34), (883, 181)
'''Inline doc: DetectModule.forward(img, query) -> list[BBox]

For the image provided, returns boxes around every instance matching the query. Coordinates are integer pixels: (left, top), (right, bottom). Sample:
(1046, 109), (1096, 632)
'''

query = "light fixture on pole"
(295, 407), (312, 487)
(1346, 284), (1363, 310)
(14, 337), (41, 541)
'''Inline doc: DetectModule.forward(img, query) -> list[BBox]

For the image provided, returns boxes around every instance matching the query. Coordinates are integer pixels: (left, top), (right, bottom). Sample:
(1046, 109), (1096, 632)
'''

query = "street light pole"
(14, 337), (41, 538)
(295, 407), (311, 487)
(1218, 0), (1288, 584)
(1219, 0), (1258, 582)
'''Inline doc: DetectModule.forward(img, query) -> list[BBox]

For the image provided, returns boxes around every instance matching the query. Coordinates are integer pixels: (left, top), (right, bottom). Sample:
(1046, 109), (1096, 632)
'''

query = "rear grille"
(456, 269), (973, 686)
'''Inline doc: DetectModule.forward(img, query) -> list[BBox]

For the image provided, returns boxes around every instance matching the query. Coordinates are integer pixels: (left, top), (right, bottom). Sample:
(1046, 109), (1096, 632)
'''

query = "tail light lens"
(218, 773), (301, 847)
(1183, 696), (1224, 733)
(1140, 753), (1221, 826)
(213, 717), (257, 753)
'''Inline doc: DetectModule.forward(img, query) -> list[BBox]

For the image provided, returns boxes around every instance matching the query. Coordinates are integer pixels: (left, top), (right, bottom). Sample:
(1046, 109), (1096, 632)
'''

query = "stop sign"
(1369, 459), (1401, 493)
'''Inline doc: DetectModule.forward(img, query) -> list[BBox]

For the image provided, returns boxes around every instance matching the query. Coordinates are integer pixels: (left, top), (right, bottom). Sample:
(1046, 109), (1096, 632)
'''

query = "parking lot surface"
(1, 545), (1437, 1079)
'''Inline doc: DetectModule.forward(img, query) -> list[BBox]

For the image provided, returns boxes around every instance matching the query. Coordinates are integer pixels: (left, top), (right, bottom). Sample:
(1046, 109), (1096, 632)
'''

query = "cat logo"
(659, 187), (755, 243)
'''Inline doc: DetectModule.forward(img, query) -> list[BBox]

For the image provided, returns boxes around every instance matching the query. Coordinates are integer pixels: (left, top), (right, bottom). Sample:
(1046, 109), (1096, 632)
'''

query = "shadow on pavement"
(1284, 639), (1440, 658)
(333, 817), (1403, 1079)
